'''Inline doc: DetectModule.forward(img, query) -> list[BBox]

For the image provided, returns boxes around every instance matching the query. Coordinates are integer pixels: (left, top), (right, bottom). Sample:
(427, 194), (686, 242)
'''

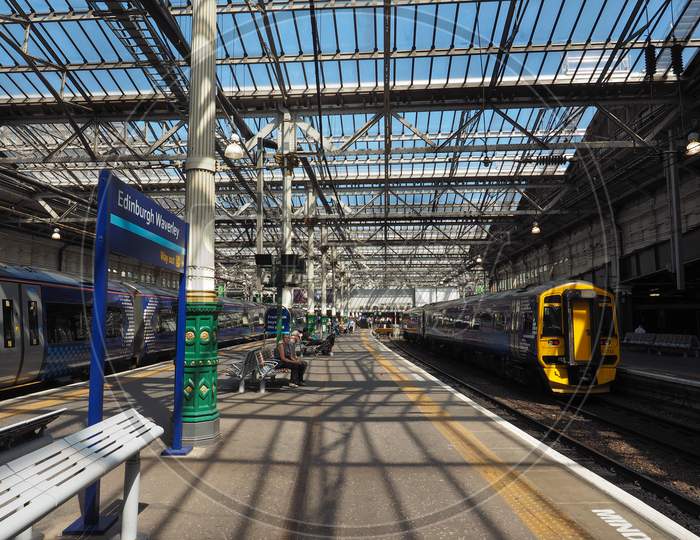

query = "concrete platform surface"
(620, 348), (700, 382)
(0, 333), (694, 539)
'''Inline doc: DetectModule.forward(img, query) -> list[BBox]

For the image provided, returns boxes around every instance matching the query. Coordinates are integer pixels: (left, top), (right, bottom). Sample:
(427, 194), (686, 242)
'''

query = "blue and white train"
(0, 264), (266, 390)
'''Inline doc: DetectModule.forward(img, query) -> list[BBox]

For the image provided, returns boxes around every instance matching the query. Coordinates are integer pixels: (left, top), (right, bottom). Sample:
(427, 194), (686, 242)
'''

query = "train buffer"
(0, 408), (163, 540)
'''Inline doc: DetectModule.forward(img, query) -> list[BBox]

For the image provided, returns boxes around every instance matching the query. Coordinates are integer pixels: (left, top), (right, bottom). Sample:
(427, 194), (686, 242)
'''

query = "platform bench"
(224, 351), (259, 393)
(652, 334), (699, 356)
(0, 408), (163, 540)
(622, 332), (699, 356)
(254, 348), (283, 393)
(622, 332), (656, 349)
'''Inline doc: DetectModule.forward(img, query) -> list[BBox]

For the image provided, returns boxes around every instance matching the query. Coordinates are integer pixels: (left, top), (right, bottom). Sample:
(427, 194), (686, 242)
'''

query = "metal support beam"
(182, 0), (220, 446)
(664, 134), (685, 290)
(255, 139), (265, 296)
(320, 225), (328, 316)
(279, 111), (295, 308)
(306, 183), (316, 312)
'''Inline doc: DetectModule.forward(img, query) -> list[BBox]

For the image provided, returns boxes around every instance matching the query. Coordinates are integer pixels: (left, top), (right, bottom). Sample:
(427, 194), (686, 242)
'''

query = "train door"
(16, 285), (45, 384)
(0, 282), (22, 387)
(571, 299), (592, 361)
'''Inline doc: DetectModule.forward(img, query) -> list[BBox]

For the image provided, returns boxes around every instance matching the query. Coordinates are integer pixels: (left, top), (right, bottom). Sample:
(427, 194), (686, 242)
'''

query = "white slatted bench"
(0, 408), (163, 540)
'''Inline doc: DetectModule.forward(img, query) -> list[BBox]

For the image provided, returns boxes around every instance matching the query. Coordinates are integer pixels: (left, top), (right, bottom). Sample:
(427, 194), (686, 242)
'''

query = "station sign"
(102, 170), (186, 273)
(265, 306), (291, 334)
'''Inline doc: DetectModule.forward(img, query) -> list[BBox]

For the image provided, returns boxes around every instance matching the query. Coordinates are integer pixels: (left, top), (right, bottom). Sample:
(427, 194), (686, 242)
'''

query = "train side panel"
(415, 281), (619, 395)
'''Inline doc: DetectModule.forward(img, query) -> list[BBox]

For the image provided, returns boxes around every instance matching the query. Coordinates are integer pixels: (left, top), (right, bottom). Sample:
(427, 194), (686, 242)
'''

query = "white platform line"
(373, 337), (698, 540)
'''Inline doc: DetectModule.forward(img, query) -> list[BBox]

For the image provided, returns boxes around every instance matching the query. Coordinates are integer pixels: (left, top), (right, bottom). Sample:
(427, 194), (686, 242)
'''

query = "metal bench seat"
(622, 332), (699, 357)
(224, 352), (259, 393)
(622, 332), (656, 347)
(0, 408), (163, 540)
(255, 348), (280, 393)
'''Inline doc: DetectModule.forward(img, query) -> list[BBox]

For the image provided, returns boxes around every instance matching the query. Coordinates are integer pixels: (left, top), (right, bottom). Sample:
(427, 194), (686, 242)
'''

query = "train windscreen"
(542, 305), (563, 337)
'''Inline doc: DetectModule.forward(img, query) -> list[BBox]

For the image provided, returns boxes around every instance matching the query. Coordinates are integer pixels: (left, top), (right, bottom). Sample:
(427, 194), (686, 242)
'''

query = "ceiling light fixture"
(224, 134), (245, 160)
(51, 227), (61, 241)
(475, 255), (483, 264)
(531, 221), (541, 235)
(686, 132), (700, 156)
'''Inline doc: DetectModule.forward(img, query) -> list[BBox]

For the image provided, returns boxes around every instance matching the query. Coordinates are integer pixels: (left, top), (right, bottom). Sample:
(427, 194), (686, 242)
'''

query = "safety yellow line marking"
(0, 340), (260, 423)
(361, 335), (590, 540)
(0, 364), (173, 421)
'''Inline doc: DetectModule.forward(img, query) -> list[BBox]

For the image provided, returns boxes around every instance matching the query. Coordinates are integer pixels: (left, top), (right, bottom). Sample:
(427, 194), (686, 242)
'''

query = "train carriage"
(0, 263), (266, 391)
(409, 280), (620, 394)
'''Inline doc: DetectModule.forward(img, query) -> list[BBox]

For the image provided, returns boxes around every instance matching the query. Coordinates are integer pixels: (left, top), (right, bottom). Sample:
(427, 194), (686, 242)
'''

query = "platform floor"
(620, 348), (700, 382)
(0, 332), (693, 539)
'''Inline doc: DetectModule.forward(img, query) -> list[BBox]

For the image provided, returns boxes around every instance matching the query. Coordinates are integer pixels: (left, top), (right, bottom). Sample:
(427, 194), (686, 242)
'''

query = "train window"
(542, 306), (563, 337)
(156, 309), (176, 333)
(218, 313), (230, 328)
(3, 299), (15, 348)
(105, 308), (124, 339)
(544, 295), (561, 303)
(28, 300), (39, 346)
(47, 303), (89, 343)
(493, 313), (505, 331)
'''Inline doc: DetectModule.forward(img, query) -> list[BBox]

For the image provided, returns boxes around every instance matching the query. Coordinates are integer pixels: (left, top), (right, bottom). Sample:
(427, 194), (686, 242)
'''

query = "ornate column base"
(182, 299), (221, 446)
(182, 417), (220, 446)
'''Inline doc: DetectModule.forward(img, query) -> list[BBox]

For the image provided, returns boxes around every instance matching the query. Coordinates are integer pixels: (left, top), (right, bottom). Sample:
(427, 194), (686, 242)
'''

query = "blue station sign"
(100, 170), (186, 273)
(265, 306), (291, 334)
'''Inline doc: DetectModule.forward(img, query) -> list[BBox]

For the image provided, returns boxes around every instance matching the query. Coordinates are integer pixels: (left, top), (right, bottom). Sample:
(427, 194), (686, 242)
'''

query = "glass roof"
(0, 0), (698, 288)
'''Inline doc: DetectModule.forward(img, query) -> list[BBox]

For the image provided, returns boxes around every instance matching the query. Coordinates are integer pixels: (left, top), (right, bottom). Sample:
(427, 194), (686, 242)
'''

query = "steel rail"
(387, 339), (700, 519)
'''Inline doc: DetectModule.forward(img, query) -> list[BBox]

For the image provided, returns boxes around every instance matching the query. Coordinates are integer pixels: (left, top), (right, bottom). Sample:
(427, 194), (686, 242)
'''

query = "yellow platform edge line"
(361, 334), (591, 540)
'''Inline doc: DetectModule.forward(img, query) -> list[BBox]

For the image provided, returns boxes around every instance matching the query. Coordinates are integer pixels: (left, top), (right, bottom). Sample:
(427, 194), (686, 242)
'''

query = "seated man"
(274, 334), (306, 387)
(290, 331), (309, 384)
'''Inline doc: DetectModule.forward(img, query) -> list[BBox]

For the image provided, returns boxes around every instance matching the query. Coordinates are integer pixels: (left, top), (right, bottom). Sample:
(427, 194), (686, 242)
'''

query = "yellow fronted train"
(402, 281), (620, 394)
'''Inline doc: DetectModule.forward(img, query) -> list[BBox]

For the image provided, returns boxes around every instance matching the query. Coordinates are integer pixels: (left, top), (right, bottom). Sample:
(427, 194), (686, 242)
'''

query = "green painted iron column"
(182, 0), (220, 445)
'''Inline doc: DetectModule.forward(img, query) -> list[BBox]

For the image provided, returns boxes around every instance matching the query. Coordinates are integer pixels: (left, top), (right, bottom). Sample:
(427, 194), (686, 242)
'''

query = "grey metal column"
(256, 139), (265, 302)
(665, 133), (685, 290)
(306, 183), (315, 312)
(320, 225), (328, 316)
(182, 0), (219, 445)
(330, 246), (336, 316)
(279, 111), (295, 308)
(120, 453), (141, 540)
(339, 270), (346, 317)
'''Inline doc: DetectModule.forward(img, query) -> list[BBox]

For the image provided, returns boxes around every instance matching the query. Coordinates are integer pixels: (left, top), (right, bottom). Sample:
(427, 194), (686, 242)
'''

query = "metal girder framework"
(0, 0), (698, 289)
(0, 81), (682, 124)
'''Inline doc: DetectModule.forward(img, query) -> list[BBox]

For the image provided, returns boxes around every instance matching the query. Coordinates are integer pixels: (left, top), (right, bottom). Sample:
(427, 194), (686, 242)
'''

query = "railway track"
(388, 339), (700, 521)
(558, 396), (700, 460)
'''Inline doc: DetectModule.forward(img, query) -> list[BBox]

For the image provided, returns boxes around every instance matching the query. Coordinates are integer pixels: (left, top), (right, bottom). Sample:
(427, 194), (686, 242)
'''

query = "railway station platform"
(0, 332), (693, 539)
(620, 349), (700, 383)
